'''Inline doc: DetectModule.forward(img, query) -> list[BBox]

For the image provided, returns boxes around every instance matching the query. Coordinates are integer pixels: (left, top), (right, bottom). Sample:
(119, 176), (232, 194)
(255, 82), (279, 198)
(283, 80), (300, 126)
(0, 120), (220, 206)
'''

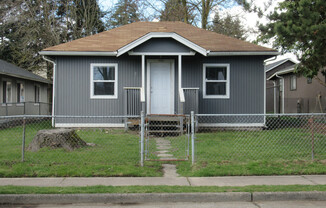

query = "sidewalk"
(1, 175), (326, 187)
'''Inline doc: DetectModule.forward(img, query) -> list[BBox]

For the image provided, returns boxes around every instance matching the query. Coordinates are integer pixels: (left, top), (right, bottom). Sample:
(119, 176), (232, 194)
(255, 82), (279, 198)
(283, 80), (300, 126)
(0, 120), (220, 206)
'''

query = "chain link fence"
(1, 113), (325, 177)
(144, 114), (190, 162)
(0, 115), (144, 177)
(193, 113), (326, 164)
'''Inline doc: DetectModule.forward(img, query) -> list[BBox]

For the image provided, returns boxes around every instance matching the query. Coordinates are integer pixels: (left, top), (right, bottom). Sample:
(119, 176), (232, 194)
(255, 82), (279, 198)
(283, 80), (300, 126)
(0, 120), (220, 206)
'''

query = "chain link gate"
(143, 114), (190, 161)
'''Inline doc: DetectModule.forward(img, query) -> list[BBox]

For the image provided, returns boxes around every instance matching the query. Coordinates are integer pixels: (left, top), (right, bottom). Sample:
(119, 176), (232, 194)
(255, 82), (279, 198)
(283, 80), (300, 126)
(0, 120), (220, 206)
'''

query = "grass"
(1, 119), (326, 177)
(0, 120), (162, 177)
(1, 185), (326, 194)
(175, 128), (326, 176)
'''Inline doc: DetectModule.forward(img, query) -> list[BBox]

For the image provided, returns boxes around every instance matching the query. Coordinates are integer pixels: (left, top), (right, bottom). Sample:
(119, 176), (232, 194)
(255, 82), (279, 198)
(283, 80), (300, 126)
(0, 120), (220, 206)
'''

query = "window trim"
(3, 80), (13, 103)
(17, 82), (25, 103)
(90, 63), (118, 99)
(203, 63), (230, 99)
(34, 84), (41, 105)
(290, 75), (297, 91)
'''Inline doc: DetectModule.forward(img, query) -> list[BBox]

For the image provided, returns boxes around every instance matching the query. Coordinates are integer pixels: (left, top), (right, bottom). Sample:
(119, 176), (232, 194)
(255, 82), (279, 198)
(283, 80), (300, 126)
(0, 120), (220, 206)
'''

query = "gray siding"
(54, 55), (267, 124)
(55, 55), (141, 117)
(182, 55), (266, 114)
(133, 38), (191, 53)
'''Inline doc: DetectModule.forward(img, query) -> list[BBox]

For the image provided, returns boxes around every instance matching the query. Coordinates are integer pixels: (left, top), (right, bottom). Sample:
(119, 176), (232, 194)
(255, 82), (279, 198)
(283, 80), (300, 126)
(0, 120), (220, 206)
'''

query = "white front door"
(147, 60), (174, 114)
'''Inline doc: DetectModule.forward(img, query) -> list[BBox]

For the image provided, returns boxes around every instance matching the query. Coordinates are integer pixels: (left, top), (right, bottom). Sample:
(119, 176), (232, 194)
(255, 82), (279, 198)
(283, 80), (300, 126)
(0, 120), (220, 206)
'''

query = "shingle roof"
(266, 59), (296, 71)
(43, 21), (276, 53)
(0, 59), (52, 84)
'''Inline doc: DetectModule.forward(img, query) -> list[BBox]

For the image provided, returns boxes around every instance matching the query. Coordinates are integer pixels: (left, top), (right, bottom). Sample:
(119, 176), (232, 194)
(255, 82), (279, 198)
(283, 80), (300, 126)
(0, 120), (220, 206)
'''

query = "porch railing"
(0, 102), (52, 116)
(124, 87), (142, 116)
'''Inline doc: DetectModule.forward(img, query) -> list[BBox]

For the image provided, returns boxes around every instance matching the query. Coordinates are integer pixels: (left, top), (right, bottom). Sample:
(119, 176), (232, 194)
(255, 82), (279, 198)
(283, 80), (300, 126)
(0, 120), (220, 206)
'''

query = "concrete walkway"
(1, 175), (326, 187)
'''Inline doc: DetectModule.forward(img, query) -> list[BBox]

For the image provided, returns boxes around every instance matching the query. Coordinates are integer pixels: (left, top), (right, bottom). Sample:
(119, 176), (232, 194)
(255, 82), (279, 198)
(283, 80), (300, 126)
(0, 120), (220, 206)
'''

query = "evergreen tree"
(211, 12), (247, 40)
(108, 0), (140, 28)
(259, 0), (326, 86)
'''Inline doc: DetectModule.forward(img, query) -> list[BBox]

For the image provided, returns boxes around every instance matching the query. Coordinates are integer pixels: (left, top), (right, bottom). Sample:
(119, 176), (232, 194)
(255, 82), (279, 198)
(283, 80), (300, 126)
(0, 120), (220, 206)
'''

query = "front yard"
(0, 119), (326, 177)
(0, 120), (161, 177)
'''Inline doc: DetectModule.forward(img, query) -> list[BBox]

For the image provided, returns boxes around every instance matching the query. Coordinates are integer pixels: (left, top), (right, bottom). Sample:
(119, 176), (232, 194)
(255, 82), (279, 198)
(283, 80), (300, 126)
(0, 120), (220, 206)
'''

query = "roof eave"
(265, 58), (297, 72)
(0, 72), (52, 84)
(267, 67), (295, 80)
(208, 51), (280, 56)
(39, 51), (117, 56)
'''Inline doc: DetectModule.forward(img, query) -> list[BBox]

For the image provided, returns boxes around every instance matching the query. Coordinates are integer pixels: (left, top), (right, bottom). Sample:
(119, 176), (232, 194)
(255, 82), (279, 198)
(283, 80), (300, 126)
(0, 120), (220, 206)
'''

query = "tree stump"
(27, 129), (88, 152)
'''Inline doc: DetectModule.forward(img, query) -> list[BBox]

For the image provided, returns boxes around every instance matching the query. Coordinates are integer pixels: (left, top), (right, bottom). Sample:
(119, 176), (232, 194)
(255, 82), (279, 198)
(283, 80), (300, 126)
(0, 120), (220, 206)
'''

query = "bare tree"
(160, 0), (195, 24)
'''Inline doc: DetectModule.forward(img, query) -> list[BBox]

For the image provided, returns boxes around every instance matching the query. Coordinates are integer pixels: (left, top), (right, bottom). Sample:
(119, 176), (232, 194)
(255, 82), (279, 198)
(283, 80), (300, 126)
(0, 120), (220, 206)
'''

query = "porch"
(123, 87), (199, 117)
(123, 54), (199, 117)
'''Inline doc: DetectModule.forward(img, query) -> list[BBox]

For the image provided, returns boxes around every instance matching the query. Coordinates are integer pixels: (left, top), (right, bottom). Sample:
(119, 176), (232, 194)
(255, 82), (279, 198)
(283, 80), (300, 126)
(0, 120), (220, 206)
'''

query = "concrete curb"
(253, 191), (326, 201)
(1, 192), (326, 204)
(0, 193), (250, 204)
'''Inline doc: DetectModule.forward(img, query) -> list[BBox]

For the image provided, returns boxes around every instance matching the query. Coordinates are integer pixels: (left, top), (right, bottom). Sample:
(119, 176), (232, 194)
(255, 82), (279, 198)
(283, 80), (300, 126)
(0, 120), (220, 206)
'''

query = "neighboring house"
(0, 59), (52, 116)
(39, 21), (279, 127)
(266, 59), (326, 113)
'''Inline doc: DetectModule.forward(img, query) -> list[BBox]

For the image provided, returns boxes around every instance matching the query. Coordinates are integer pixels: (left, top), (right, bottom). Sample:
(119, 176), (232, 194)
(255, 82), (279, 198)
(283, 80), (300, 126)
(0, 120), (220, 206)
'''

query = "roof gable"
(132, 38), (192, 53)
(41, 21), (278, 56)
(266, 59), (296, 72)
(117, 32), (207, 56)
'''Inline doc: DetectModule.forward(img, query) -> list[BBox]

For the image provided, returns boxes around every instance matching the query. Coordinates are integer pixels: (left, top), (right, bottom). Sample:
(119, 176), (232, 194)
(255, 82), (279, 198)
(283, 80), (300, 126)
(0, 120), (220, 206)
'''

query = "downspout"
(264, 56), (277, 125)
(276, 73), (285, 114)
(273, 80), (277, 114)
(42, 56), (56, 127)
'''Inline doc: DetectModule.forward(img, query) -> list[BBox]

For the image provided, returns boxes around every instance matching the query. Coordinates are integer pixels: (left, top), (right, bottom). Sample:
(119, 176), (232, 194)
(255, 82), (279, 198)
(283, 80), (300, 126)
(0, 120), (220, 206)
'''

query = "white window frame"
(90, 63), (118, 99)
(203, 63), (230, 99)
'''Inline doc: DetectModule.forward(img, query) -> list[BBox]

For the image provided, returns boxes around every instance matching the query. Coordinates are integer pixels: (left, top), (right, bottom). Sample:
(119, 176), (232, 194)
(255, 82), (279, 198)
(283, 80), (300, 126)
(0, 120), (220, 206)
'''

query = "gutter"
(267, 67), (295, 80)
(39, 51), (117, 56)
(42, 56), (56, 127)
(208, 51), (280, 56)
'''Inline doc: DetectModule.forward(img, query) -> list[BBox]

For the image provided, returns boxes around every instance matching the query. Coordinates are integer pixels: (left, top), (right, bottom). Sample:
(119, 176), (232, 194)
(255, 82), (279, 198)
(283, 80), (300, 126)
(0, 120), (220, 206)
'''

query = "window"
(90, 63), (118, 99)
(17, 83), (25, 103)
(307, 78), (312, 84)
(290, 75), (296, 91)
(2, 81), (12, 103)
(203, 63), (230, 99)
(34, 85), (40, 102)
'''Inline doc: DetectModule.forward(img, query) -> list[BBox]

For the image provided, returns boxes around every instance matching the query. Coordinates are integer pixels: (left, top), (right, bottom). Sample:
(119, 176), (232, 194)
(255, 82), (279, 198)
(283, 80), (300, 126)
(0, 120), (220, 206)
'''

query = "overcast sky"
(99, 0), (298, 63)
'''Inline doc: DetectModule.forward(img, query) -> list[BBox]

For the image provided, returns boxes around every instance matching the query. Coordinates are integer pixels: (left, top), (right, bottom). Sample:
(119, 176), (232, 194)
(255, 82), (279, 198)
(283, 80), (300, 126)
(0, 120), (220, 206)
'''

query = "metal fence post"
(140, 111), (145, 167)
(191, 111), (195, 165)
(309, 116), (315, 160)
(22, 117), (26, 162)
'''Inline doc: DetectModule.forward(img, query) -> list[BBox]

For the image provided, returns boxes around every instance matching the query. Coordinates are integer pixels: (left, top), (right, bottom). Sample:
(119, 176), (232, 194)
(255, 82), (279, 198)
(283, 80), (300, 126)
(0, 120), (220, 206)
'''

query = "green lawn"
(0, 120), (162, 177)
(1, 119), (326, 177)
(176, 129), (326, 176)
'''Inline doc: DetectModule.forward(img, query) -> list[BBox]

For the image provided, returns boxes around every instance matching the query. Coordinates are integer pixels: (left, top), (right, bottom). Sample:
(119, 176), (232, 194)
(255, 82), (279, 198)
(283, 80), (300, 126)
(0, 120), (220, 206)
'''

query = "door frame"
(146, 59), (175, 114)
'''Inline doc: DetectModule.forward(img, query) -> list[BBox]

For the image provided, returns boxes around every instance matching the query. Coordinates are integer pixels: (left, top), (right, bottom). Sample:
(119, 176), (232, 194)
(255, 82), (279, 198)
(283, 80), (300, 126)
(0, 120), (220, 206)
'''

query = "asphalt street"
(2, 201), (326, 208)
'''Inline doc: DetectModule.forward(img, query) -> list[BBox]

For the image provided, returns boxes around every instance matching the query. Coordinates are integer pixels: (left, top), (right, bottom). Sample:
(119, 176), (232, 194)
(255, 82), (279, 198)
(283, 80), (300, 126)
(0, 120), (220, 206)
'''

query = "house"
(39, 21), (279, 127)
(266, 59), (326, 113)
(0, 59), (52, 116)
